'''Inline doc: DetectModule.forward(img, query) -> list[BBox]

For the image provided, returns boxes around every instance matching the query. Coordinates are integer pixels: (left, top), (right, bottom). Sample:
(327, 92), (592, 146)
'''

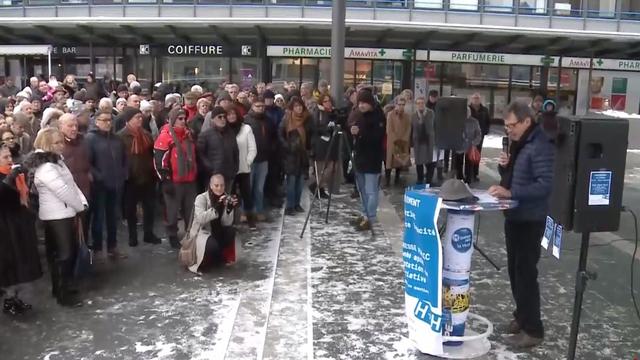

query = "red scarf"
(127, 123), (152, 155)
(0, 165), (29, 206)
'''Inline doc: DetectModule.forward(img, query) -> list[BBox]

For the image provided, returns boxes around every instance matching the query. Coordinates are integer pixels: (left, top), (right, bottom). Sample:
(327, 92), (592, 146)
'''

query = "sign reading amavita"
(266, 46), (409, 60)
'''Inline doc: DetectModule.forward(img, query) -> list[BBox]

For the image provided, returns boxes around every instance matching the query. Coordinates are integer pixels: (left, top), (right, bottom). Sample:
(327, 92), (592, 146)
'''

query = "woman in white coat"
(185, 174), (239, 274)
(227, 108), (257, 229)
(23, 128), (88, 307)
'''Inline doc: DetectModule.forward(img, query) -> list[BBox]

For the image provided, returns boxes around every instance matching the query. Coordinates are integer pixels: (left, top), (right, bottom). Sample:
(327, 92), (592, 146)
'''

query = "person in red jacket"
(154, 108), (198, 249)
(183, 91), (199, 122)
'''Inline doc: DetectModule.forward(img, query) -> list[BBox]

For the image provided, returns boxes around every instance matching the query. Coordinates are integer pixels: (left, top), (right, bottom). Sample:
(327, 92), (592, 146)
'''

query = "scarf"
(286, 111), (307, 148)
(415, 110), (428, 142)
(0, 165), (29, 206)
(126, 123), (152, 155)
(229, 118), (243, 136)
(168, 126), (194, 178)
(500, 123), (539, 189)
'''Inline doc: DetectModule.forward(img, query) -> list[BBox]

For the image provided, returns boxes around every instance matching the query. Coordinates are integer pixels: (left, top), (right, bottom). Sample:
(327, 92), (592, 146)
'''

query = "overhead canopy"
(0, 44), (52, 55)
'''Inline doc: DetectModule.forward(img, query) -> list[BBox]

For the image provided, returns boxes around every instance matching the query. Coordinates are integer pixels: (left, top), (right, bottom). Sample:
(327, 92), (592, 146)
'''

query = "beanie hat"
(263, 89), (275, 99)
(218, 91), (232, 102)
(357, 90), (376, 107)
(121, 106), (142, 123)
(211, 106), (226, 118)
(274, 94), (284, 102)
(168, 107), (187, 126)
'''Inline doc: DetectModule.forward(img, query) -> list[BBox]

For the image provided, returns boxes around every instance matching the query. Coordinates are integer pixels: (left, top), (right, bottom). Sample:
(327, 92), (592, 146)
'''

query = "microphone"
(502, 136), (509, 153)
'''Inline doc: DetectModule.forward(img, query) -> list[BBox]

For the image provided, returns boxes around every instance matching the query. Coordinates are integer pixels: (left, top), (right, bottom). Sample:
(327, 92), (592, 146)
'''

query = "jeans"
(286, 175), (304, 209)
(250, 161), (269, 214)
(91, 185), (118, 251)
(505, 219), (545, 338)
(355, 172), (380, 222)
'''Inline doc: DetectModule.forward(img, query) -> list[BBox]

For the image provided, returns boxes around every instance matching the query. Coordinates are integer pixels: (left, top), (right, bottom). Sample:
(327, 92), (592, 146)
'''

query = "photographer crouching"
(183, 174), (239, 274)
(488, 100), (555, 348)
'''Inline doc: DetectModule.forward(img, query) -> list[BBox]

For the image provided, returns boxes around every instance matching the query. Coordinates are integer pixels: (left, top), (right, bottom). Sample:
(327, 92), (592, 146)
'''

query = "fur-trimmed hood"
(22, 150), (61, 174)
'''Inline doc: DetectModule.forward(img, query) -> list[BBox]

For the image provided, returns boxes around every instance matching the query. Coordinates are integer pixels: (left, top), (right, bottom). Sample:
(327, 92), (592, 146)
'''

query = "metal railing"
(1, 0), (639, 21)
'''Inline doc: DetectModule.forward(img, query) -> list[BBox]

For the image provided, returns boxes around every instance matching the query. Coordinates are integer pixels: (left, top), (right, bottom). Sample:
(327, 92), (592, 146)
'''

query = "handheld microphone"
(502, 136), (509, 153)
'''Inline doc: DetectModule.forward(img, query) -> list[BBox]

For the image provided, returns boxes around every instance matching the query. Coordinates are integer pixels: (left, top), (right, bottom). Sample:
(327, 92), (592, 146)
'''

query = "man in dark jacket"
(263, 90), (285, 207)
(0, 77), (19, 98)
(244, 98), (273, 220)
(197, 106), (239, 192)
(86, 111), (128, 258)
(469, 93), (491, 182)
(117, 107), (161, 246)
(350, 90), (385, 231)
(489, 100), (554, 349)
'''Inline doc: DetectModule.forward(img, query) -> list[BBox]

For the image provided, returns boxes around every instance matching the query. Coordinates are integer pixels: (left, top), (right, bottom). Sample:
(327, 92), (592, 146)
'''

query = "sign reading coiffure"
(167, 45), (224, 55)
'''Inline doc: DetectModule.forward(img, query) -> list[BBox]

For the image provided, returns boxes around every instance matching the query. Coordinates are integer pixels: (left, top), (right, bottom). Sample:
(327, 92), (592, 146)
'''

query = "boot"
(247, 213), (257, 230)
(143, 233), (162, 245)
(169, 236), (181, 249)
(56, 261), (82, 308)
(3, 298), (22, 315)
(128, 230), (138, 247)
(319, 188), (330, 199)
(48, 259), (59, 298)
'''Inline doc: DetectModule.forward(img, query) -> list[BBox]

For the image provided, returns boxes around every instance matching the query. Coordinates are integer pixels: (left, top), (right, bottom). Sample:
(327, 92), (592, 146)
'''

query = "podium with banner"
(404, 187), (517, 358)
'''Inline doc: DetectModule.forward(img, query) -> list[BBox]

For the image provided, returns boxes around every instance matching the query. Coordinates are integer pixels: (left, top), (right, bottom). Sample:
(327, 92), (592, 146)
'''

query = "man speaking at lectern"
(488, 101), (555, 348)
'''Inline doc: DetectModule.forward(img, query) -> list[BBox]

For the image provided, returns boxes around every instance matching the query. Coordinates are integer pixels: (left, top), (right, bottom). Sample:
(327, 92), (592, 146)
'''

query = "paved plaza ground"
(1, 130), (640, 360)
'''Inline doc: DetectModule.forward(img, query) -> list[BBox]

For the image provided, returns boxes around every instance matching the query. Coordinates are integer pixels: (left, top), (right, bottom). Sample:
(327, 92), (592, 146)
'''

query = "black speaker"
(435, 97), (467, 151)
(549, 116), (628, 233)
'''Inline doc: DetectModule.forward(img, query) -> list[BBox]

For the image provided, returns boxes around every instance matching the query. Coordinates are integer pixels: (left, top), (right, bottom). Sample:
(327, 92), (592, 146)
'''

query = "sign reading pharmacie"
(419, 50), (560, 67)
(266, 46), (411, 60)
(562, 57), (640, 71)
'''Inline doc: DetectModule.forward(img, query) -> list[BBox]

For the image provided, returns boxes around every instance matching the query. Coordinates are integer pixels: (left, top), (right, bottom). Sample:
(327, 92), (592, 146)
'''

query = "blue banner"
(403, 190), (443, 355)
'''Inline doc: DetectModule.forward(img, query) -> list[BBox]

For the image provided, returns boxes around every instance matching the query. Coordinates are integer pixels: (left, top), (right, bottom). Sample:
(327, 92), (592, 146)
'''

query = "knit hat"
(263, 89), (275, 99)
(210, 106), (226, 119)
(168, 107), (187, 126)
(218, 91), (232, 102)
(275, 94), (284, 102)
(54, 85), (68, 95)
(121, 106), (142, 123)
(356, 90), (376, 107)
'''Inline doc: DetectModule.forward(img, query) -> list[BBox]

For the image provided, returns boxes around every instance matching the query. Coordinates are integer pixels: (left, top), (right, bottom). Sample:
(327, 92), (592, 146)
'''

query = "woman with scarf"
(385, 96), (411, 187)
(184, 174), (239, 274)
(154, 108), (198, 249)
(118, 107), (161, 247)
(279, 97), (312, 216)
(227, 108), (257, 229)
(23, 128), (87, 307)
(0, 144), (42, 314)
(1, 129), (23, 164)
(411, 97), (437, 185)
(188, 98), (211, 141)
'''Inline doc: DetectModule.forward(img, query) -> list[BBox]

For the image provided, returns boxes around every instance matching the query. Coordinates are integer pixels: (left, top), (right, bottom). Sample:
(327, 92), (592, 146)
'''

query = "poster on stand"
(403, 190), (444, 355)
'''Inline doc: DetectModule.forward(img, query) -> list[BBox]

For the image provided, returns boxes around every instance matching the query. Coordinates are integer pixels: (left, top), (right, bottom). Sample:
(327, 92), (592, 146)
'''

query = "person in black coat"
(469, 93), (492, 182)
(309, 94), (340, 199)
(0, 145), (42, 315)
(350, 90), (385, 231)
(196, 106), (239, 192)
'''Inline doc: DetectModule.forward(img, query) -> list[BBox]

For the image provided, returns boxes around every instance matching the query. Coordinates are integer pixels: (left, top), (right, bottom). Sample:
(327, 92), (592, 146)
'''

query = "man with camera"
(488, 100), (555, 348)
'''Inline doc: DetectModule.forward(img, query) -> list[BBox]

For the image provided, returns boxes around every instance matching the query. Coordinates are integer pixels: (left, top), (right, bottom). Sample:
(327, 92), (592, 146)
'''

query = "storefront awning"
(0, 45), (52, 55)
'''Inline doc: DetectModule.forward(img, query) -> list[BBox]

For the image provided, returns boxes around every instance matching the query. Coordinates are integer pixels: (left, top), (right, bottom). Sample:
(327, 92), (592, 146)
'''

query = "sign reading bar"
(266, 46), (410, 60)
(429, 50), (559, 67)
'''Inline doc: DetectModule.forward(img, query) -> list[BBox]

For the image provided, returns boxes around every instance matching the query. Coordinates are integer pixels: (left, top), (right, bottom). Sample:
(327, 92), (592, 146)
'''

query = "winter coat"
(189, 113), (206, 140)
(24, 151), (88, 221)
(0, 171), (42, 288)
(84, 82), (105, 101)
(353, 107), (385, 174)
(385, 110), (412, 168)
(459, 117), (483, 154)
(85, 128), (128, 191)
(279, 112), (312, 176)
(501, 125), (555, 222)
(0, 83), (18, 98)
(196, 126), (239, 184)
(16, 133), (33, 156)
(469, 104), (491, 136)
(244, 111), (274, 164)
(265, 105), (285, 135)
(154, 125), (198, 184)
(235, 123), (257, 174)
(62, 134), (92, 199)
(411, 108), (436, 166)
(310, 108), (339, 161)
(118, 126), (156, 186)
(184, 104), (198, 122)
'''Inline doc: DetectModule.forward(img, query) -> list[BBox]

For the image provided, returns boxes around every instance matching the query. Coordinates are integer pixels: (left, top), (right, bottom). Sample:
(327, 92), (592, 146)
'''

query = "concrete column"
(330, 0), (346, 107)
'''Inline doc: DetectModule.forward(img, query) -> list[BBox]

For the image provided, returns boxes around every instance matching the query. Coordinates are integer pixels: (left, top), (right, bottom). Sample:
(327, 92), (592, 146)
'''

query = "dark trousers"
(233, 173), (253, 212)
(91, 185), (118, 251)
(44, 217), (78, 299)
(163, 182), (197, 239)
(453, 153), (475, 182)
(444, 150), (451, 172)
(199, 227), (236, 271)
(265, 152), (284, 201)
(123, 182), (156, 242)
(384, 168), (402, 184)
(505, 219), (545, 338)
(416, 162), (437, 185)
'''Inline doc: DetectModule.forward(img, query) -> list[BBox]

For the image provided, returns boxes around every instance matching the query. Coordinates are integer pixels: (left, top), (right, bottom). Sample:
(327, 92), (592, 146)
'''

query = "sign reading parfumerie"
(403, 190), (443, 356)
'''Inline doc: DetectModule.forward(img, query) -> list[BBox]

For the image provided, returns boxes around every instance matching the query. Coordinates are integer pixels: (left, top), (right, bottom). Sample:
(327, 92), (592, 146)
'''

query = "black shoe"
(11, 296), (32, 312)
(355, 219), (372, 231)
(144, 234), (162, 245)
(285, 208), (296, 216)
(349, 215), (365, 227)
(294, 205), (305, 213)
(57, 293), (83, 308)
(319, 188), (330, 199)
(3, 298), (22, 315)
(128, 233), (138, 247)
(247, 214), (257, 230)
(169, 236), (180, 249)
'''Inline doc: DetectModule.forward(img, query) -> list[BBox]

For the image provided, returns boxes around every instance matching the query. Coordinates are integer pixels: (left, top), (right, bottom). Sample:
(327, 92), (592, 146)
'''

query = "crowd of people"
(0, 71), (553, 316)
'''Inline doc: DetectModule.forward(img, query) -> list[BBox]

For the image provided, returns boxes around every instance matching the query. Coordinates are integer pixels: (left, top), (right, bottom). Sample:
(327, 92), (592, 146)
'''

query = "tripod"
(300, 124), (359, 238)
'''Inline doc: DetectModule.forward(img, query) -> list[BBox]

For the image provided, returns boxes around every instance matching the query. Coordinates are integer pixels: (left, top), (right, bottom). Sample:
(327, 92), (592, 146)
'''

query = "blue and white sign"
(443, 210), (476, 272)
(541, 216), (554, 250)
(552, 224), (563, 259)
(588, 171), (612, 206)
(403, 190), (443, 355)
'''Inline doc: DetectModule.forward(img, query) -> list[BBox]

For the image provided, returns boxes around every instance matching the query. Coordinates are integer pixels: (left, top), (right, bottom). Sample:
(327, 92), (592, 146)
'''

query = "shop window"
(372, 60), (402, 105)
(354, 60), (372, 87)
(318, 59), (332, 89)
(553, 0), (582, 16)
(376, 0), (408, 8)
(231, 58), (259, 90)
(518, 0), (546, 14)
(414, 0), (443, 9)
(414, 62), (442, 99)
(344, 59), (356, 90)
(621, 0), (640, 19)
(449, 0), (478, 11)
(164, 57), (230, 93)
(484, 0), (513, 12)
(301, 58), (317, 88)
(549, 68), (577, 116)
(271, 58), (301, 91)
(586, 0), (616, 17)
(443, 62), (509, 119)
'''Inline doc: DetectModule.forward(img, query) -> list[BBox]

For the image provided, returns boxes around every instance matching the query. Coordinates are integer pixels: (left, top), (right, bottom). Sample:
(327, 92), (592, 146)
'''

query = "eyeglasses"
(97, 118), (112, 123)
(504, 121), (521, 130)
(176, 116), (187, 121)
